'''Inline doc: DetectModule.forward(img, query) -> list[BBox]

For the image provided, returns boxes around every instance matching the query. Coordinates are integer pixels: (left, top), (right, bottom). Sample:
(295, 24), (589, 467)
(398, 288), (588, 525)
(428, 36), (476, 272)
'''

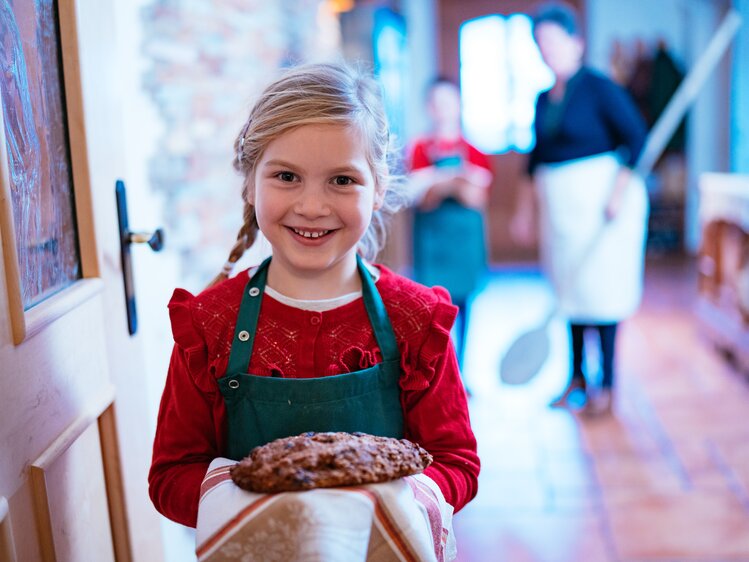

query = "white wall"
(585, 0), (734, 252)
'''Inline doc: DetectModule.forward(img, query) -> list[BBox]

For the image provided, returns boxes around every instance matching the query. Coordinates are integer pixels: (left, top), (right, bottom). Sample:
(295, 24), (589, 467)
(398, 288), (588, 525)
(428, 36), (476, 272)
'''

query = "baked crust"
(230, 432), (433, 493)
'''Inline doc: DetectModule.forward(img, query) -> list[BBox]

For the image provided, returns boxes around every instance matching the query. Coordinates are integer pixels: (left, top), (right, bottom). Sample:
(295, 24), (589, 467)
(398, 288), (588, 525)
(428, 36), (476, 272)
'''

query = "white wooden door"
(0, 0), (165, 560)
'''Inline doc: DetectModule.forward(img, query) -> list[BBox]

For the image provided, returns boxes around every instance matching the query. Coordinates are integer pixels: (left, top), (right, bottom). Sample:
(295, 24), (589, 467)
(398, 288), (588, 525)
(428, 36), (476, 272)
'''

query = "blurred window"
(460, 14), (554, 154)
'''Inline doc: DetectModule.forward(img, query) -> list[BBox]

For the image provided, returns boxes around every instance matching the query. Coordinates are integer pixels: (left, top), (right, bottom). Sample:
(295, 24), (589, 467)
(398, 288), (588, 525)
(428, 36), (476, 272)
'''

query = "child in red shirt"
(148, 63), (480, 534)
(407, 78), (493, 382)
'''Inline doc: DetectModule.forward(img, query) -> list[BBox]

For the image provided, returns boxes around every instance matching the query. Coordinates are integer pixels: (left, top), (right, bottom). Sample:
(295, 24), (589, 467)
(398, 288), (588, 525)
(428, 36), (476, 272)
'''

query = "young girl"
(407, 78), (493, 380)
(148, 62), (480, 533)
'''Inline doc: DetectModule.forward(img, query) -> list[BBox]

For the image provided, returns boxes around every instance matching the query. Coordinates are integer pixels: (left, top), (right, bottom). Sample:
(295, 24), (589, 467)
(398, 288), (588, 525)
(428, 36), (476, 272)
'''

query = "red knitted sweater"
(148, 264), (480, 527)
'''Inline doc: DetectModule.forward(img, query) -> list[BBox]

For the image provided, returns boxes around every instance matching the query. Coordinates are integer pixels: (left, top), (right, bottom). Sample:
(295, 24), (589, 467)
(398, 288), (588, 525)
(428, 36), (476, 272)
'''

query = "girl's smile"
(290, 228), (331, 239)
(251, 123), (383, 299)
(287, 226), (336, 247)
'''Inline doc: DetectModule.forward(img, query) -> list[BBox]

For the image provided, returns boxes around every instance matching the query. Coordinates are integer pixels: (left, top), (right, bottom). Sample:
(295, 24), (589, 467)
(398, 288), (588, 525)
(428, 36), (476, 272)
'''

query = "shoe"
(549, 377), (586, 408)
(582, 389), (612, 416)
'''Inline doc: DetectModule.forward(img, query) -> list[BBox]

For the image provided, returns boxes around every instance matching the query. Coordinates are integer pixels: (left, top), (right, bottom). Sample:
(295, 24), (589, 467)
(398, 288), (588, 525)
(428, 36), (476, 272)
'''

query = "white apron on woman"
(535, 153), (649, 323)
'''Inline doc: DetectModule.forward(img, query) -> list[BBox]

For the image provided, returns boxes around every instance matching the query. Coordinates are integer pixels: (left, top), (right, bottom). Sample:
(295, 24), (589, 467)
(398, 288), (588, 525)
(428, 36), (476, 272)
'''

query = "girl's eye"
(277, 171), (296, 182)
(333, 176), (355, 186)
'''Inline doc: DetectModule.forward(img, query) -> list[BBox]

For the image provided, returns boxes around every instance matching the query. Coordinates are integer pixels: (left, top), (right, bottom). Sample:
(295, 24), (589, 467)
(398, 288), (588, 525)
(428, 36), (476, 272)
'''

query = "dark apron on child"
(217, 256), (404, 460)
(413, 199), (486, 302)
(412, 153), (486, 302)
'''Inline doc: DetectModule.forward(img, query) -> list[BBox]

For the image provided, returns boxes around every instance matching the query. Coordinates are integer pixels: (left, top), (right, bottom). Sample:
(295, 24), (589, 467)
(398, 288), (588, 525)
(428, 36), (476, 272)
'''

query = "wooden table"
(697, 173), (749, 374)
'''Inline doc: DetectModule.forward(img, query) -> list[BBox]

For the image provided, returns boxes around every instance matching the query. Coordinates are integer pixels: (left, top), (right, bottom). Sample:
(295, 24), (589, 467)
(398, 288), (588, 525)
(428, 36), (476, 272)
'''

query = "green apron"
(217, 255), (404, 460)
(412, 153), (487, 301)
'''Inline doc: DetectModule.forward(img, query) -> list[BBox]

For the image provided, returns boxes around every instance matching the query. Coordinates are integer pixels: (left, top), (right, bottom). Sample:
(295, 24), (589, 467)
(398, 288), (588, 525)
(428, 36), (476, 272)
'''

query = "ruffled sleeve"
(149, 288), (229, 527)
(167, 288), (214, 393)
(399, 286), (458, 392)
(392, 284), (480, 513)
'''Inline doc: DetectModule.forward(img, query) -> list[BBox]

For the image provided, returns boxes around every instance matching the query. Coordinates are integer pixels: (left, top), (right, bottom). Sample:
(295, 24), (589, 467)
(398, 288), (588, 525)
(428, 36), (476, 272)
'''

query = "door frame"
(0, 0), (164, 560)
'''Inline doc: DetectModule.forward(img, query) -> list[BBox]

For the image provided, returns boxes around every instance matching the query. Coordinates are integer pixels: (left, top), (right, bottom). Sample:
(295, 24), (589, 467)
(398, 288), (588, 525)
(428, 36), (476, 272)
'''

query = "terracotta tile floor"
(454, 257), (749, 562)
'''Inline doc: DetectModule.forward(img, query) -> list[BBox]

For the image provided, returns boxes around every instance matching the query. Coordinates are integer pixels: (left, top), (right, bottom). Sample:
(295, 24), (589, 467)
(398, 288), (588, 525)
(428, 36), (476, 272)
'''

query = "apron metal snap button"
(249, 287), (260, 297)
(238, 330), (250, 341)
(228, 379), (240, 389)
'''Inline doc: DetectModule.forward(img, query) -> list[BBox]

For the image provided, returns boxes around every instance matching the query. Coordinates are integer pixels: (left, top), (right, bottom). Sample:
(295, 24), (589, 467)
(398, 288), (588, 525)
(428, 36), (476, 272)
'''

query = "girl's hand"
(454, 178), (488, 209)
(462, 162), (493, 190)
(451, 164), (492, 209)
(419, 178), (453, 210)
(409, 167), (457, 210)
(419, 186), (443, 211)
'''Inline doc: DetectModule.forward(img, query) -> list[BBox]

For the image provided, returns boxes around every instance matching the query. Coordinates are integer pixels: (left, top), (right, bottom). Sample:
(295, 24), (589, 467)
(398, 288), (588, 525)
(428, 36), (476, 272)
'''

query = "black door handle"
(128, 228), (165, 252)
(115, 179), (165, 335)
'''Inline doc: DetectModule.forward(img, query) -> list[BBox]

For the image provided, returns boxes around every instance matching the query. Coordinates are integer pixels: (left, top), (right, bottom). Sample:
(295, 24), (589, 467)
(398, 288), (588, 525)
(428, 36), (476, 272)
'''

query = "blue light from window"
(460, 14), (554, 154)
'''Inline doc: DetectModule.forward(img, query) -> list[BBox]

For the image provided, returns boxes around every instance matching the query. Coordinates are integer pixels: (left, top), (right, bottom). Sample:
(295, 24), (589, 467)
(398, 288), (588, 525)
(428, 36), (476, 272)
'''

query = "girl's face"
(251, 123), (383, 291)
(534, 21), (584, 80)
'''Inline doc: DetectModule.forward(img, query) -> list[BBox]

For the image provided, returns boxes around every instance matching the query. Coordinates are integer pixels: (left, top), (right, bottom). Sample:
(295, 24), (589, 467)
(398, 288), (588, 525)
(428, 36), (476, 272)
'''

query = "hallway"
(453, 257), (749, 561)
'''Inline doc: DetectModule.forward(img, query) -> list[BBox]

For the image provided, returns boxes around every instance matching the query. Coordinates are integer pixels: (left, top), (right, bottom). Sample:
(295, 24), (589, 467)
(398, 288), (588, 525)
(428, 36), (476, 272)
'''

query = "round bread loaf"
(229, 431), (433, 493)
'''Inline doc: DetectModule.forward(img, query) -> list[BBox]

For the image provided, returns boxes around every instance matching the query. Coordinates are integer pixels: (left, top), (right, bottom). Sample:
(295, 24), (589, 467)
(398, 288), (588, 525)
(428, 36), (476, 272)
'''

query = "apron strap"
(226, 255), (400, 375)
(357, 254), (399, 363)
(225, 257), (271, 377)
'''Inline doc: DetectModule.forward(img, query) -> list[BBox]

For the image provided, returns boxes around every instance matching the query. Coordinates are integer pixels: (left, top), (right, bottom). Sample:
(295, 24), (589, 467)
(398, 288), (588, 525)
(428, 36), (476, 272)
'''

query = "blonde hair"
(208, 62), (406, 287)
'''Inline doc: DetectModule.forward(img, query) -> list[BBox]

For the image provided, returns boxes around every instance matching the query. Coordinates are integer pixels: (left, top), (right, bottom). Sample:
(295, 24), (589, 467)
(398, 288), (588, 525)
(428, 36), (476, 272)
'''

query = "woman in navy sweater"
(512, 2), (648, 415)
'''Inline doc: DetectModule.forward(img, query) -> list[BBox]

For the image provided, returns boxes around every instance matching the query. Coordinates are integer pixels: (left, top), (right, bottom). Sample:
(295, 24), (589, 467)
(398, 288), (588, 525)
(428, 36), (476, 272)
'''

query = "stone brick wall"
(141, 0), (340, 289)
